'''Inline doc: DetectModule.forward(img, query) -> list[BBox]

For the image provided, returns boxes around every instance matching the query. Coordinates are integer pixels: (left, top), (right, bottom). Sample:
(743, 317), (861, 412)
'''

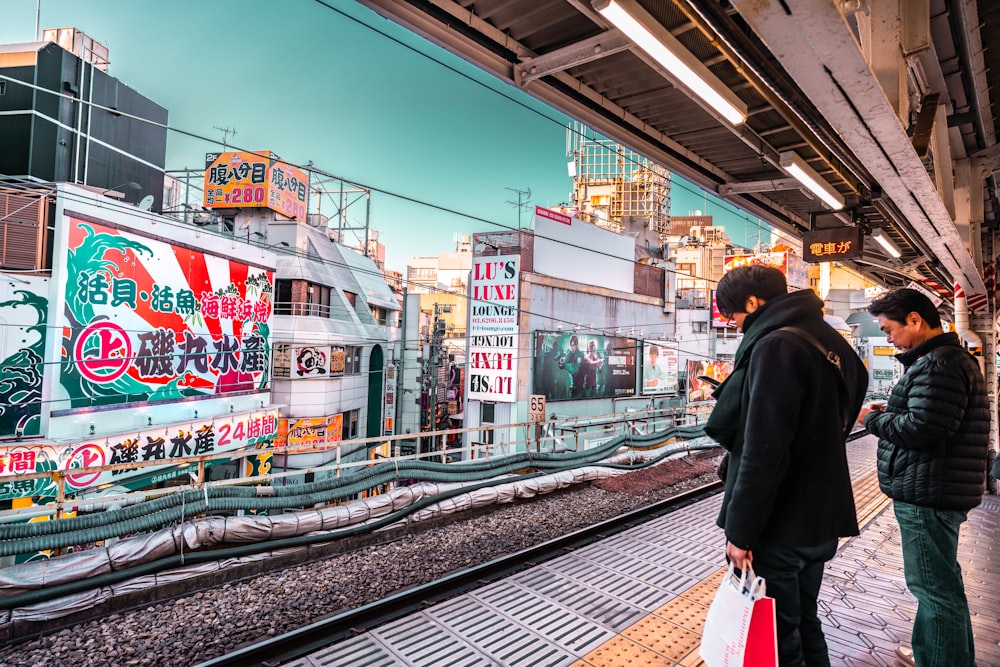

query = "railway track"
(195, 480), (723, 667)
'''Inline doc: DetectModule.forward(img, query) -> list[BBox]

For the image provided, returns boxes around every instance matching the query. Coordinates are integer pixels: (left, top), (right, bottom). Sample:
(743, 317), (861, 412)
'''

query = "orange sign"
(327, 414), (344, 442)
(287, 416), (327, 449)
(330, 346), (346, 375)
(204, 151), (309, 220)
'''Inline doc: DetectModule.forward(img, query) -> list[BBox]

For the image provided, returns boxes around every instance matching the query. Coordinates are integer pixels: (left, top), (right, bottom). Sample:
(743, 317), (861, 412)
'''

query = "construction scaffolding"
(566, 122), (671, 244)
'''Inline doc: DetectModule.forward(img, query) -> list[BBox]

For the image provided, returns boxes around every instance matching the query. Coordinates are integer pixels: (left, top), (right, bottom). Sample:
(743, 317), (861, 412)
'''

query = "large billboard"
(58, 215), (273, 411)
(204, 151), (309, 220)
(533, 331), (636, 401)
(468, 255), (519, 402)
(640, 340), (679, 394)
(686, 359), (734, 403)
(724, 251), (808, 289)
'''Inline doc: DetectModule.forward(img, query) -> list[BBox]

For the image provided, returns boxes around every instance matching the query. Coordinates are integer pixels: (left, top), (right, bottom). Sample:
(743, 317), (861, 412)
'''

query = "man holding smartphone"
(858, 289), (988, 667)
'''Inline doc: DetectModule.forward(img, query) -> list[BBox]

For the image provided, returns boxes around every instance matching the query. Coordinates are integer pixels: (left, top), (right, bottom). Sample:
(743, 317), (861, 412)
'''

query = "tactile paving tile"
(845, 435), (879, 480)
(676, 568), (726, 607)
(650, 595), (710, 635)
(575, 635), (675, 666)
(622, 615), (701, 661)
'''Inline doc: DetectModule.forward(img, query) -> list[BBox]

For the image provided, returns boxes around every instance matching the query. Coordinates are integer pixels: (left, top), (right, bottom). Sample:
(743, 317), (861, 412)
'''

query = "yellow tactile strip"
(571, 569), (722, 666)
(572, 469), (890, 667)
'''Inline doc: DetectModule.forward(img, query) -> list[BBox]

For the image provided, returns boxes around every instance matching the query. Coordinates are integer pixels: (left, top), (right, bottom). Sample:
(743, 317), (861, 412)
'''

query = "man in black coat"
(705, 266), (867, 667)
(858, 289), (988, 667)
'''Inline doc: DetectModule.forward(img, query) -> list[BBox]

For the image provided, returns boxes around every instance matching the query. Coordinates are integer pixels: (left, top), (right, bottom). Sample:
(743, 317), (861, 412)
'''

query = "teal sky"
(0, 0), (768, 270)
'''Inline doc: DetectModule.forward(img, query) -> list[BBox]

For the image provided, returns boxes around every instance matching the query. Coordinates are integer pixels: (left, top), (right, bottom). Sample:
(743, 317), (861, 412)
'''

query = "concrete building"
(266, 215), (400, 470)
(463, 207), (673, 455)
(0, 28), (166, 211)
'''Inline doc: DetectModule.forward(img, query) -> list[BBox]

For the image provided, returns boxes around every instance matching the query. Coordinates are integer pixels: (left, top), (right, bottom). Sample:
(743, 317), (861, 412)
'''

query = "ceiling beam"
(718, 178), (799, 195)
(517, 30), (631, 85)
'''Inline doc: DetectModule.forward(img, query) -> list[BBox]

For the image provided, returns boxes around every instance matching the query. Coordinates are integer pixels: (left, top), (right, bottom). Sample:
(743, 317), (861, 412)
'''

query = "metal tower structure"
(566, 121), (671, 249)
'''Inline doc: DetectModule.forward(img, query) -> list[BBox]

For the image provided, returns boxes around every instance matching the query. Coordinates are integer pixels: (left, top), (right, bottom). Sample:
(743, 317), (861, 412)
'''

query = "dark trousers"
(751, 540), (838, 667)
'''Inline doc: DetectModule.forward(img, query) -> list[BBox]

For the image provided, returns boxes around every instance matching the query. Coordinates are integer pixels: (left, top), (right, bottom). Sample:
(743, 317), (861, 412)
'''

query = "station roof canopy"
(358, 0), (1000, 306)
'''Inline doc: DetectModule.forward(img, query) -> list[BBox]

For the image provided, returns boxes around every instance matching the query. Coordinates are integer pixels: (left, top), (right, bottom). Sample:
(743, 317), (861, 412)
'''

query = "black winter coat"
(705, 290), (868, 550)
(864, 332), (989, 511)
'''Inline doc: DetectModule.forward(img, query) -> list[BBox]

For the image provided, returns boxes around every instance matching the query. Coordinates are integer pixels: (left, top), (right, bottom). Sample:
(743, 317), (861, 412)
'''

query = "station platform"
(292, 435), (1000, 666)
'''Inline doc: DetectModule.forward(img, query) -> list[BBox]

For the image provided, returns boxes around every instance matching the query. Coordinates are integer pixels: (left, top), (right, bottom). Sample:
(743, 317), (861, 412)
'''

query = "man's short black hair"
(867, 288), (941, 328)
(715, 265), (788, 317)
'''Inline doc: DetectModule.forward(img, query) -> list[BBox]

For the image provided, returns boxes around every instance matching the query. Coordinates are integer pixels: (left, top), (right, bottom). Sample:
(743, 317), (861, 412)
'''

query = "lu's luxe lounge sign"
(468, 255), (519, 402)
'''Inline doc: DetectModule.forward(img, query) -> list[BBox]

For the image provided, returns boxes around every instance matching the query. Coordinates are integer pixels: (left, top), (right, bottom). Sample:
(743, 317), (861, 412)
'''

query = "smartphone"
(696, 375), (721, 388)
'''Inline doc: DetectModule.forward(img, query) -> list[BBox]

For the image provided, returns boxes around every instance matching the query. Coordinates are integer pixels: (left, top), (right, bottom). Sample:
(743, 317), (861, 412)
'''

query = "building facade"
(0, 29), (167, 209)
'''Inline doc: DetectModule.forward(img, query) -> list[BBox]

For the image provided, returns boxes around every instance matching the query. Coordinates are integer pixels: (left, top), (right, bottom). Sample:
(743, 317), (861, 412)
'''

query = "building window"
(409, 267), (436, 280)
(344, 345), (362, 375)
(371, 305), (389, 325)
(274, 280), (335, 318)
(343, 291), (357, 308)
(480, 402), (495, 446)
(341, 409), (359, 440)
(274, 279), (292, 315)
(307, 283), (331, 317)
(0, 81), (6, 95)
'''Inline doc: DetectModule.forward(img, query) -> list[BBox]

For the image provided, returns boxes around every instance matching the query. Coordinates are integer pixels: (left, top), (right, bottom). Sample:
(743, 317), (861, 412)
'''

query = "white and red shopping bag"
(699, 563), (778, 667)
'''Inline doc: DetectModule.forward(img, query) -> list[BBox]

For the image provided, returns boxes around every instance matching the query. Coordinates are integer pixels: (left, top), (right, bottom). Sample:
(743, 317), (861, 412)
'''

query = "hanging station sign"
(802, 227), (864, 263)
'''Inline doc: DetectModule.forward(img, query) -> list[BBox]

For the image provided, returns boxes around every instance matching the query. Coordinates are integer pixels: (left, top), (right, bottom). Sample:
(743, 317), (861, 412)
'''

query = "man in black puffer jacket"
(705, 266), (867, 667)
(859, 289), (988, 667)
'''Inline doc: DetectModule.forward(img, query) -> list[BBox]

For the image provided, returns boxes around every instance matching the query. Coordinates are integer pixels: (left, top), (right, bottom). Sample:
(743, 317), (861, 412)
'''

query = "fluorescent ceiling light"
(870, 227), (902, 258)
(593, 0), (748, 126)
(778, 151), (846, 210)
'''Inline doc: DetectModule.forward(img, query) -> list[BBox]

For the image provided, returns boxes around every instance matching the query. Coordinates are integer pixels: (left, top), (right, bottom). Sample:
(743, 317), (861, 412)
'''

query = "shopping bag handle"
(726, 562), (767, 599)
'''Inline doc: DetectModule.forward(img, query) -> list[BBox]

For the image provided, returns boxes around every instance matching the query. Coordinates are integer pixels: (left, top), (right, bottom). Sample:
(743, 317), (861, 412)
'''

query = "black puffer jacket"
(864, 332), (989, 511)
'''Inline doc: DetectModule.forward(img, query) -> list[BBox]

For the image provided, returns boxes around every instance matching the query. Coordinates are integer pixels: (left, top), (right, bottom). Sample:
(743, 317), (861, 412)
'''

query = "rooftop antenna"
(213, 125), (238, 150)
(505, 186), (532, 228)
